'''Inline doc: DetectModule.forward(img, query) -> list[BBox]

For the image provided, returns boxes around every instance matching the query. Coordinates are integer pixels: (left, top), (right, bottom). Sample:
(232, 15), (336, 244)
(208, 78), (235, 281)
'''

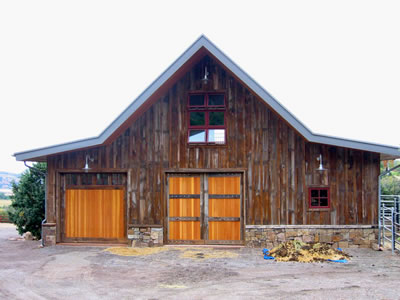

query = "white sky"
(1, 0), (399, 174)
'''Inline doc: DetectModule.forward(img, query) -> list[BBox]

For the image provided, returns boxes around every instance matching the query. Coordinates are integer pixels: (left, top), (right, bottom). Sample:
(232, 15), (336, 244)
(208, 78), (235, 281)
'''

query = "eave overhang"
(14, 35), (400, 162)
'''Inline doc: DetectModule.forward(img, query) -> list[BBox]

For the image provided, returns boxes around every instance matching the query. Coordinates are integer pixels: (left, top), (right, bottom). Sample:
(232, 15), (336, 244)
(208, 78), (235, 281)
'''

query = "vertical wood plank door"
(208, 176), (241, 241)
(168, 177), (201, 241)
(65, 189), (125, 240)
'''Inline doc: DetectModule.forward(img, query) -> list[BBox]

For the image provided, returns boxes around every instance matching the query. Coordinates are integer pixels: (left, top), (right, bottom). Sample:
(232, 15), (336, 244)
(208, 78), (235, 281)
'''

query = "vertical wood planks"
(47, 55), (381, 233)
(168, 177), (201, 240)
(65, 189), (125, 239)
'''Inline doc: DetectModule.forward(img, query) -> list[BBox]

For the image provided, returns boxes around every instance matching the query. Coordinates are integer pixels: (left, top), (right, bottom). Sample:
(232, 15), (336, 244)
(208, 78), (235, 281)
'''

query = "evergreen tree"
(8, 163), (46, 239)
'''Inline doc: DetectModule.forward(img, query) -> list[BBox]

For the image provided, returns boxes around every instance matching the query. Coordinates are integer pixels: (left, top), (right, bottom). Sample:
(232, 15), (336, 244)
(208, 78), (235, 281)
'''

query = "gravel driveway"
(0, 224), (399, 300)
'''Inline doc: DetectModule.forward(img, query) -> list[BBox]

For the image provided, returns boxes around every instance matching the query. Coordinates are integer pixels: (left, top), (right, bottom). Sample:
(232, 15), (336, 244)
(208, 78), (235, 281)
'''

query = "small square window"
(188, 93), (226, 145)
(311, 189), (319, 198)
(189, 130), (206, 143)
(190, 112), (205, 126)
(311, 198), (319, 207)
(309, 187), (330, 209)
(209, 111), (224, 126)
(208, 94), (224, 106)
(189, 94), (205, 107)
(208, 129), (225, 144)
(320, 198), (328, 207)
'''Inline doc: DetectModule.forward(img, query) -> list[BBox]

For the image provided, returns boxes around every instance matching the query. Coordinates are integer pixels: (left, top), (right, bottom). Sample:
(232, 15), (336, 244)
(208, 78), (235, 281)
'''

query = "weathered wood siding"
(46, 55), (380, 233)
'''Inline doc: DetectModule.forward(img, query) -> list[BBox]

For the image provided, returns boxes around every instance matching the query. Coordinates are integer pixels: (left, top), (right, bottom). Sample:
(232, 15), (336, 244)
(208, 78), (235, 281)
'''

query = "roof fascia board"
(14, 35), (400, 161)
(14, 37), (207, 162)
(200, 37), (315, 141)
(200, 37), (400, 157)
(97, 36), (205, 140)
(14, 137), (99, 161)
(309, 134), (400, 156)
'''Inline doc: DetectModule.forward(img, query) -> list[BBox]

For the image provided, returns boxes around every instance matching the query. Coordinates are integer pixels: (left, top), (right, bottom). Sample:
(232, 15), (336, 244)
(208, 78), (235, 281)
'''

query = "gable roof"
(14, 35), (400, 162)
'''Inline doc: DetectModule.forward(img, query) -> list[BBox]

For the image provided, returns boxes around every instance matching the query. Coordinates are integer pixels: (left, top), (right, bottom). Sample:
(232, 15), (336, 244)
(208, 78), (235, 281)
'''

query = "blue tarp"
(263, 248), (275, 260)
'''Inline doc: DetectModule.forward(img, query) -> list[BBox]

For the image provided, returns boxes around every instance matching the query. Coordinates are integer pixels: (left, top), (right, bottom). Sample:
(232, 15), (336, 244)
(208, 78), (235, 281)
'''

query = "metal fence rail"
(379, 195), (400, 254)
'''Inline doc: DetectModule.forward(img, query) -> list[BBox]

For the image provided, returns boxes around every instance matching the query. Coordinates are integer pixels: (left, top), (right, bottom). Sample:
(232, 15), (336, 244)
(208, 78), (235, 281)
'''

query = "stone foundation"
(128, 226), (163, 247)
(42, 223), (56, 246)
(245, 225), (378, 249)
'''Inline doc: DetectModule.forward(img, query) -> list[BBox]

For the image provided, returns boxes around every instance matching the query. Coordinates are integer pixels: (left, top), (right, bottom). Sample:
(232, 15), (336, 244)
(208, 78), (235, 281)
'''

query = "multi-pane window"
(308, 187), (330, 208)
(188, 93), (226, 144)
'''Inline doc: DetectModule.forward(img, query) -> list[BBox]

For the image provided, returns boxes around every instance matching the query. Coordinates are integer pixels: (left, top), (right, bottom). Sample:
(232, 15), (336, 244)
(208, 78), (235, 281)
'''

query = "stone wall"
(245, 225), (378, 249)
(42, 223), (56, 246)
(128, 226), (163, 247)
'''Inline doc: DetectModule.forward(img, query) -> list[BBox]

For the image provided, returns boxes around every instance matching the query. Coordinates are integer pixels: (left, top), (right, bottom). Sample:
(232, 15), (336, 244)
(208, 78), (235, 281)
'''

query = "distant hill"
(0, 172), (20, 190)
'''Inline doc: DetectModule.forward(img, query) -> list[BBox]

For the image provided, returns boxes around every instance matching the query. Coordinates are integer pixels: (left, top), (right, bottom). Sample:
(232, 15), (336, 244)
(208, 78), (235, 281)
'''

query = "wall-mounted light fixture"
(83, 154), (94, 172)
(316, 154), (327, 171)
(202, 66), (209, 84)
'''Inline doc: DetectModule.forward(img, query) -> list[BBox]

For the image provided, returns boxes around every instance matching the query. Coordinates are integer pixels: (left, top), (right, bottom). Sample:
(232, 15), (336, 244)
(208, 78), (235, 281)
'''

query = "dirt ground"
(1, 224), (400, 300)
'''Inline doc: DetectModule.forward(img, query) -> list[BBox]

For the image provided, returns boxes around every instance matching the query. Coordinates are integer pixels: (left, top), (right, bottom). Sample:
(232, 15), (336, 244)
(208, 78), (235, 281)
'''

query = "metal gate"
(379, 195), (400, 253)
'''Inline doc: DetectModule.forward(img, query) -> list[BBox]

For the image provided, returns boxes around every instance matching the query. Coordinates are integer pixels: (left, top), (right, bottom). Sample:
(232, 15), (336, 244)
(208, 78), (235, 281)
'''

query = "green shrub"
(8, 163), (46, 239)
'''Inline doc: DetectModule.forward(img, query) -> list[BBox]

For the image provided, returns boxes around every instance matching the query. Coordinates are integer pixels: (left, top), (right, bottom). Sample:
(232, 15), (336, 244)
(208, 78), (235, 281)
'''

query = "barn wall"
(45, 56), (380, 236)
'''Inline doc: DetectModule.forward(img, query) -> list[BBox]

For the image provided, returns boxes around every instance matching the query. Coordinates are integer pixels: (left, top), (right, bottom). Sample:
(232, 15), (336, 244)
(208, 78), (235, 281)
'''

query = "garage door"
(167, 173), (242, 244)
(64, 189), (125, 241)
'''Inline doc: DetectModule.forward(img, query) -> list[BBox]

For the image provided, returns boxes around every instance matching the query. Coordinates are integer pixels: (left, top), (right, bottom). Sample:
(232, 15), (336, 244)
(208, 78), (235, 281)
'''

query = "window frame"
(308, 187), (330, 209)
(187, 92), (226, 145)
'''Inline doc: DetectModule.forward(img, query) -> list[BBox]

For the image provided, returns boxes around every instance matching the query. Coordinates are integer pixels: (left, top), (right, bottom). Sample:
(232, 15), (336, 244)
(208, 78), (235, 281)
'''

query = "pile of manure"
(264, 240), (351, 263)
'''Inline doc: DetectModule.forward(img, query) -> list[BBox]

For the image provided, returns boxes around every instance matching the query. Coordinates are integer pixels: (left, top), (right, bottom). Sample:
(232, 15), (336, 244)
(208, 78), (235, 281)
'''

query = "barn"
(14, 36), (400, 247)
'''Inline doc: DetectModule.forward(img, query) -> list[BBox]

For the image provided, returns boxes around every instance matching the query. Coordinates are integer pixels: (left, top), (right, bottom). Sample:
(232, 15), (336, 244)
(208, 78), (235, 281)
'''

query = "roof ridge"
(14, 36), (400, 161)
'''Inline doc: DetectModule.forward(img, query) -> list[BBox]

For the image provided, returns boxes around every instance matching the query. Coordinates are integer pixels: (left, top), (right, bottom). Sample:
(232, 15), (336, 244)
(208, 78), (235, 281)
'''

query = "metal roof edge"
(308, 133), (400, 157)
(14, 36), (207, 162)
(96, 35), (206, 139)
(14, 136), (100, 161)
(199, 37), (316, 141)
(200, 36), (400, 157)
(14, 35), (400, 161)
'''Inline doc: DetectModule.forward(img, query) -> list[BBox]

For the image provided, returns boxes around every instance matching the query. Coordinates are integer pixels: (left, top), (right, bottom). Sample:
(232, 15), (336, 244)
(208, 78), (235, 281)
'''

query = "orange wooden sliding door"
(65, 189), (125, 240)
(208, 176), (241, 241)
(167, 174), (242, 244)
(168, 177), (201, 241)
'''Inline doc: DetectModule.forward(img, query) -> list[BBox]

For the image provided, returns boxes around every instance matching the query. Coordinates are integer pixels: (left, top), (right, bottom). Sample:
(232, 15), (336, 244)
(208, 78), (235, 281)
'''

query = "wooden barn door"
(61, 172), (127, 243)
(207, 175), (241, 242)
(167, 173), (242, 245)
(168, 176), (201, 242)
(65, 189), (125, 240)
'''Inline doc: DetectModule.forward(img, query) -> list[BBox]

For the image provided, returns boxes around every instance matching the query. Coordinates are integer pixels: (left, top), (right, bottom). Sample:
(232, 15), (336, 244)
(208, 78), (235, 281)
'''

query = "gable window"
(308, 187), (330, 209)
(188, 93), (226, 144)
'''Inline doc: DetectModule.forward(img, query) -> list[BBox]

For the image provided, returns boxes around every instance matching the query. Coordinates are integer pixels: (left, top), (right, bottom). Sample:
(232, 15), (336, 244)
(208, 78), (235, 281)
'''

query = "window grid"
(308, 187), (330, 209)
(188, 93), (226, 144)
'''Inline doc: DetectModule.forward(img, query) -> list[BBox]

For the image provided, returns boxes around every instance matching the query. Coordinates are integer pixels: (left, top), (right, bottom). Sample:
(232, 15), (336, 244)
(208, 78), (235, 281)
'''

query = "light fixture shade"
(202, 66), (209, 84)
(83, 162), (91, 172)
(83, 155), (93, 172)
(316, 154), (327, 171)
